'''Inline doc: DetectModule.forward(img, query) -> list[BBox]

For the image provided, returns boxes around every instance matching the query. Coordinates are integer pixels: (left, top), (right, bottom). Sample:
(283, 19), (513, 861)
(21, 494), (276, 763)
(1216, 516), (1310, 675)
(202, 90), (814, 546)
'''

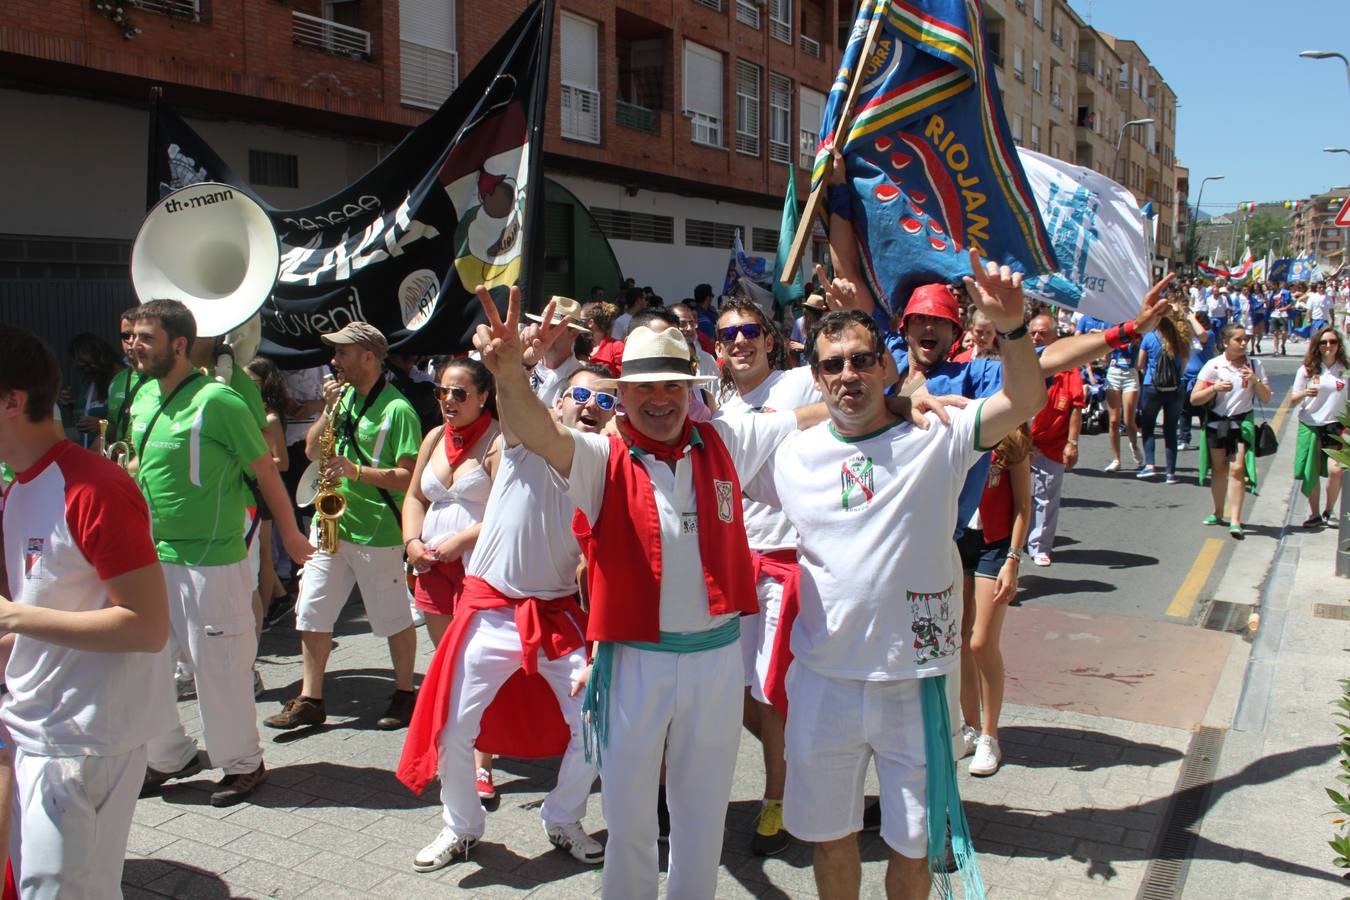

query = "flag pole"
(518, 0), (556, 315)
(779, 1), (887, 286)
(145, 85), (163, 211)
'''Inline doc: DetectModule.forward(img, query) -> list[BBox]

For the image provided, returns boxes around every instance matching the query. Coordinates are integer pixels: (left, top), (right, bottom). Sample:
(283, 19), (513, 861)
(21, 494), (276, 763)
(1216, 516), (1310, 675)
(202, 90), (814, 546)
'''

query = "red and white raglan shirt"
(1, 441), (175, 758)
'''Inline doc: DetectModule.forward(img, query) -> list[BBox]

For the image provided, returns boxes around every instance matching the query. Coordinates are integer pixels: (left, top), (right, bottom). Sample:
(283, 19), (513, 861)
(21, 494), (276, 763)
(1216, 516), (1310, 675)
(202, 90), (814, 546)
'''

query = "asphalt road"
(1016, 348), (1303, 625)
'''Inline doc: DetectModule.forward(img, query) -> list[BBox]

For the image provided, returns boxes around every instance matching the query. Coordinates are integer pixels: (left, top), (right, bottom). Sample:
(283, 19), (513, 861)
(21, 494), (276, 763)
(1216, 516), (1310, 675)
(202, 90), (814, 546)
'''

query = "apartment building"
(1291, 189), (1350, 267)
(0, 0), (1181, 313)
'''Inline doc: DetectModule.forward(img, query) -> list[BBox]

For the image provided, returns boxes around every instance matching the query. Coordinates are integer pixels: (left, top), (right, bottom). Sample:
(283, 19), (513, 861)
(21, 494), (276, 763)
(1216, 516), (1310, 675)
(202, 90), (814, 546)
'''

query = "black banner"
(148, 1), (548, 367)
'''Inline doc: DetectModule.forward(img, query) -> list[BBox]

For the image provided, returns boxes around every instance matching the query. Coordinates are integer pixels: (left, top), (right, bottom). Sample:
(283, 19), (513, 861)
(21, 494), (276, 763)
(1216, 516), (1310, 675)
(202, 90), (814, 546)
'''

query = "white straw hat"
(525, 295), (588, 332)
(617, 326), (717, 384)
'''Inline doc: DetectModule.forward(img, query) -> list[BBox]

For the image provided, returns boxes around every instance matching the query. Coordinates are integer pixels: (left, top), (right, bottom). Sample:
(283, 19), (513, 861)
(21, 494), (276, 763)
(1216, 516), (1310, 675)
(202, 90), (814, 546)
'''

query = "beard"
(138, 347), (177, 379)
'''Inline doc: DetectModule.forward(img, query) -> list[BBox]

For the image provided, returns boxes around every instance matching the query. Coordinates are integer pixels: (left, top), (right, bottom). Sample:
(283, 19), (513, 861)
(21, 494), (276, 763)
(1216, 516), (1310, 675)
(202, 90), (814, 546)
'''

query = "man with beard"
(102, 307), (147, 449)
(398, 351), (617, 873)
(128, 300), (313, 807)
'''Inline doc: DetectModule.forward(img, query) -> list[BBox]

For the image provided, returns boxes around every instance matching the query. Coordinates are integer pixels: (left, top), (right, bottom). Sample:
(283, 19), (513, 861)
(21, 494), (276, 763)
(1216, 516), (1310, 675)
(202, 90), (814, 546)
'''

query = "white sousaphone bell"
(131, 181), (280, 340)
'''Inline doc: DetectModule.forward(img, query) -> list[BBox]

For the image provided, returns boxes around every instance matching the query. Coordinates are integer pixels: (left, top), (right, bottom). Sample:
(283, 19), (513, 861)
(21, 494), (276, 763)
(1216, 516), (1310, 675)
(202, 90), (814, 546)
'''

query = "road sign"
(1335, 196), (1350, 227)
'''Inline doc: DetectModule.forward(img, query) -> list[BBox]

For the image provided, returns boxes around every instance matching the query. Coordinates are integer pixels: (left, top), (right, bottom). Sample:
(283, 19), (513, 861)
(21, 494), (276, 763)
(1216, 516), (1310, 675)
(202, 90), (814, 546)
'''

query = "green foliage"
(1330, 675), (1350, 876)
(1324, 407), (1350, 469)
(1246, 214), (1290, 260)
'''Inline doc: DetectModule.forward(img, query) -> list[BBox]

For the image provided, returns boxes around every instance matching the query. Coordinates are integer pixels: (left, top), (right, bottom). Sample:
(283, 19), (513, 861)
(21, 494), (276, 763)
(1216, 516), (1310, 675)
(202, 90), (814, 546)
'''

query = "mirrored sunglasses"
(717, 323), (764, 343)
(567, 386), (617, 410)
(432, 386), (469, 402)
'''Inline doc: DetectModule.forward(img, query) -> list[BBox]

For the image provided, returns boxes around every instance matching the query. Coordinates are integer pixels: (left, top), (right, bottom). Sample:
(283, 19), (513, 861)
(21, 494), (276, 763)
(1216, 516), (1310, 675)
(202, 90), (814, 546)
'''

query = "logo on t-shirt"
(24, 537), (43, 578)
(840, 454), (875, 510)
(713, 479), (735, 523)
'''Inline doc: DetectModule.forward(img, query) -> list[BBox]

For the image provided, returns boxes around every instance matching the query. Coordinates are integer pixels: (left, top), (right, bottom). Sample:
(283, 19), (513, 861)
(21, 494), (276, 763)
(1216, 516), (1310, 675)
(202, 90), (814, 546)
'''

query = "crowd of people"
(0, 247), (1346, 898)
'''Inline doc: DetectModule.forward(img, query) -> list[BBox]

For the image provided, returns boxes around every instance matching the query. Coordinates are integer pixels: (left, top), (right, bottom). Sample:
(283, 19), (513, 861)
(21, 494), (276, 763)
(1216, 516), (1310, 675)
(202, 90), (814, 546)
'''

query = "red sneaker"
(476, 767), (499, 811)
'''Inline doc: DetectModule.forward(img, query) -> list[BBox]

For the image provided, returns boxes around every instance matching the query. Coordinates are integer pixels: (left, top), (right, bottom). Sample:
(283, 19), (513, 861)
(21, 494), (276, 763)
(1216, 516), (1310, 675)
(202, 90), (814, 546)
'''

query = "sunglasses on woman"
(815, 351), (882, 375)
(566, 386), (617, 410)
(432, 386), (469, 402)
(717, 323), (764, 342)
(1321, 339), (1341, 347)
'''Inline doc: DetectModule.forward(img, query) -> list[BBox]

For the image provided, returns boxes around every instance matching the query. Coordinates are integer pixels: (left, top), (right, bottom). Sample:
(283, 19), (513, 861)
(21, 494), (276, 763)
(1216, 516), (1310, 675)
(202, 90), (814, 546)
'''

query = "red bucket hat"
(900, 283), (962, 331)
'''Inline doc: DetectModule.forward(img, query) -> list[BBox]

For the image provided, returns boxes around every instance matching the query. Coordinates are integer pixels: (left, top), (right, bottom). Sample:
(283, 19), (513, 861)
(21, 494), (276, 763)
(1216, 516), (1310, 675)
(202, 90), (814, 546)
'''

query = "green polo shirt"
(104, 367), (147, 444)
(129, 374), (268, 567)
(332, 383), (421, 548)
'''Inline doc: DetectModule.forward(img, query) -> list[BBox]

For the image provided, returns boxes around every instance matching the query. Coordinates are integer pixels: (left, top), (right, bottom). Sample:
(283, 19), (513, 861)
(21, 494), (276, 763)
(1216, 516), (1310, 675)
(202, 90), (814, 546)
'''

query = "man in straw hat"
(523, 295), (589, 405)
(472, 287), (946, 898)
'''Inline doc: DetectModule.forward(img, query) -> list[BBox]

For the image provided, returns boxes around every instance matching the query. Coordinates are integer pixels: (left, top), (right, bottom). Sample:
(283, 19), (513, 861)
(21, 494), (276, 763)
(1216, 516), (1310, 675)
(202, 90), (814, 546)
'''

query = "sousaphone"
(131, 182), (280, 337)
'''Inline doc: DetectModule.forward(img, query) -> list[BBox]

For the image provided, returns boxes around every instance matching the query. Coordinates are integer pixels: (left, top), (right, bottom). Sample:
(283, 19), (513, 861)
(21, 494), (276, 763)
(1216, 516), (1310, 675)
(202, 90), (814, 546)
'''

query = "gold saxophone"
(98, 419), (133, 470)
(313, 394), (347, 554)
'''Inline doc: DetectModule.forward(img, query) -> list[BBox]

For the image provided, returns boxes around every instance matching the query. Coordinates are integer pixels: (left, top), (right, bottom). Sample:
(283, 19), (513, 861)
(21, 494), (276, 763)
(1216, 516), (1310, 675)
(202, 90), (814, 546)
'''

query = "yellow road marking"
(1167, 538), (1226, 619)
(1270, 388), (1294, 435)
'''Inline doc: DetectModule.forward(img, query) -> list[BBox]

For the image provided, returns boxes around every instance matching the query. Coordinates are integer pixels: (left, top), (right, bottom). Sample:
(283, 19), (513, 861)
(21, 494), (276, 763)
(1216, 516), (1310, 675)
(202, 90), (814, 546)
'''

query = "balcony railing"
(561, 84), (601, 144)
(293, 11), (371, 59)
(616, 100), (658, 134)
(1077, 59), (1092, 73)
(800, 35), (821, 58)
(688, 111), (722, 148)
(130, 0), (200, 20)
(1050, 92), (1063, 110)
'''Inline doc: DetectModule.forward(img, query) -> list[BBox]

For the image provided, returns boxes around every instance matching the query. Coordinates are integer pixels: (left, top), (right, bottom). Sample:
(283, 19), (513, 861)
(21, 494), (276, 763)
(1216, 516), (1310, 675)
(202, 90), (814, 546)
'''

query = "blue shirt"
(1076, 315), (1112, 334)
(1184, 331), (1215, 381)
(1139, 332), (1189, 387)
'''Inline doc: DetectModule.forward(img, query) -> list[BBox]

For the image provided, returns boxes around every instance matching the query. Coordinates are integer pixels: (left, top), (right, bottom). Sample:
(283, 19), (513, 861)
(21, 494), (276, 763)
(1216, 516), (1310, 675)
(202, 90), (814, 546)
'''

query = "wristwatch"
(1065, 439), (1079, 446)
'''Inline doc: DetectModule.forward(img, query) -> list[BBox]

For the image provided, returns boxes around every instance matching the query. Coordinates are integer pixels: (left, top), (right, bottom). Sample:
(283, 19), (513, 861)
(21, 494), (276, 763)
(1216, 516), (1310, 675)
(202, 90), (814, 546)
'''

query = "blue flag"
(813, 0), (1055, 314)
(1287, 255), (1320, 283)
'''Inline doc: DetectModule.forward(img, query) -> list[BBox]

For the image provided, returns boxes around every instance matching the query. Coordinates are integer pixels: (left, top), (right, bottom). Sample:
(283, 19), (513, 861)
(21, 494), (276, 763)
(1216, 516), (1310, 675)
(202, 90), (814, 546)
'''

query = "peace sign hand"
(473, 284), (524, 376)
(961, 249), (1024, 333)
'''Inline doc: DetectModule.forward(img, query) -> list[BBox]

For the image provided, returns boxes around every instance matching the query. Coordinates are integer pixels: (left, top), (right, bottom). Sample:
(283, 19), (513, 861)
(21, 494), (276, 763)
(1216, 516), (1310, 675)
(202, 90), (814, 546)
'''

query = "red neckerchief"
(575, 418), (757, 643)
(443, 413), (494, 467)
(617, 417), (692, 461)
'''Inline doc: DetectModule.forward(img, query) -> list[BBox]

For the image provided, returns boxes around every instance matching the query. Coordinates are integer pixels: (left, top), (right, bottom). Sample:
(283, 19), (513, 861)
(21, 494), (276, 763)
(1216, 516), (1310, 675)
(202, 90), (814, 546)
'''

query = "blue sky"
(1084, 0), (1350, 214)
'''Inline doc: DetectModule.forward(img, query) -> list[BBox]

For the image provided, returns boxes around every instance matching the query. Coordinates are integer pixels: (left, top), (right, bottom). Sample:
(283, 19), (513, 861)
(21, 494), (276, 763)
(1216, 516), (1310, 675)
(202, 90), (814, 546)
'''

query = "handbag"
(1253, 400), (1278, 457)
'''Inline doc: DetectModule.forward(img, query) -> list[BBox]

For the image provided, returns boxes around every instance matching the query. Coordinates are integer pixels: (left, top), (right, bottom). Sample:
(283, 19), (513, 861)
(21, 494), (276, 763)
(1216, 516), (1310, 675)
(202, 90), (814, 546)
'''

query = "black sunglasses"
(566, 386), (617, 410)
(1320, 338), (1341, 346)
(432, 386), (469, 402)
(717, 323), (764, 343)
(815, 352), (882, 375)
(119, 331), (134, 341)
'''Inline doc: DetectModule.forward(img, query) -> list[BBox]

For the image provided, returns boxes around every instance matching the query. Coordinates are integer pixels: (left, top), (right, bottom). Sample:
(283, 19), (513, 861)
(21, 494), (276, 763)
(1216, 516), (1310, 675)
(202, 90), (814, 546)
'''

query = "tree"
(1246, 213), (1290, 259)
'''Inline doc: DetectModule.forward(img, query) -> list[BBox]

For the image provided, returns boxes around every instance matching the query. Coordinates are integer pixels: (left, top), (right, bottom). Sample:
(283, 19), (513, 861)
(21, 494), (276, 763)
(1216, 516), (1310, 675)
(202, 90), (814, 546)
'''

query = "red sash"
(576, 420), (757, 643)
(753, 548), (800, 716)
(396, 576), (588, 795)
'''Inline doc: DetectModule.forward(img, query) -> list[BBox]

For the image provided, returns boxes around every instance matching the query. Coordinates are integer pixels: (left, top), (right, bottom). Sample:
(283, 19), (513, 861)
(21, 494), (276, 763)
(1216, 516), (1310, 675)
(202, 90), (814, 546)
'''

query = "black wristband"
(997, 323), (1029, 341)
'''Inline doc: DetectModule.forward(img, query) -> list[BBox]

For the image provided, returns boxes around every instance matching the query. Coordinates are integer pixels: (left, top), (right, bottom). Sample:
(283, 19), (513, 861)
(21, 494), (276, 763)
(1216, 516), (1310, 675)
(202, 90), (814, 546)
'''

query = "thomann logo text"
(164, 189), (235, 213)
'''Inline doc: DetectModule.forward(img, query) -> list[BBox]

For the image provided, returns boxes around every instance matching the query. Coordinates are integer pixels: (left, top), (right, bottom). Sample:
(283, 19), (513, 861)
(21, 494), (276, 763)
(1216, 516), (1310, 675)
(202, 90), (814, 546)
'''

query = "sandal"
(1203, 514), (1227, 526)
(1304, 514), (1326, 528)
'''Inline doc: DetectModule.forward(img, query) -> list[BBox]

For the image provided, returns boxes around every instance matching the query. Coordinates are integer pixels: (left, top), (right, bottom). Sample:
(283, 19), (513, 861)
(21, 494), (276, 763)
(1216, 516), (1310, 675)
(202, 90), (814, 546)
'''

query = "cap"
(321, 321), (389, 358)
(901, 283), (962, 331)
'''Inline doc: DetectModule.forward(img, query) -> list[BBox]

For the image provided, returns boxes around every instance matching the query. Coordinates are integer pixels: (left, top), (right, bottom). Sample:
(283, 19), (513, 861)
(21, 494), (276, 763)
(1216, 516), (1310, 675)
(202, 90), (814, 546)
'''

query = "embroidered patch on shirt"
(681, 512), (699, 535)
(24, 537), (44, 578)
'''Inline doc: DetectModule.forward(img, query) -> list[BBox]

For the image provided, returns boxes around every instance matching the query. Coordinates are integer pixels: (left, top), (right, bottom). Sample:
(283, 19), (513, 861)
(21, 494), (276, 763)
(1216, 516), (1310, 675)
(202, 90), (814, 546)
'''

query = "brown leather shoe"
(376, 689), (417, 730)
(263, 696), (326, 730)
(210, 762), (266, 808)
(140, 751), (205, 798)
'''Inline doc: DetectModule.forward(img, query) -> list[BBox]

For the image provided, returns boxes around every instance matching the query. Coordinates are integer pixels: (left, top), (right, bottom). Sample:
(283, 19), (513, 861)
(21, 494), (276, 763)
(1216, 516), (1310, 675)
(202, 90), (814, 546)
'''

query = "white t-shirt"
(1206, 293), (1227, 317)
(1196, 355), (1269, 418)
(1293, 362), (1349, 427)
(2, 443), (177, 757)
(765, 404), (984, 681)
(559, 412), (798, 632)
(695, 348), (719, 380)
(530, 356), (582, 408)
(468, 444), (583, 599)
(1310, 292), (1334, 321)
(715, 367), (821, 550)
(282, 365), (326, 445)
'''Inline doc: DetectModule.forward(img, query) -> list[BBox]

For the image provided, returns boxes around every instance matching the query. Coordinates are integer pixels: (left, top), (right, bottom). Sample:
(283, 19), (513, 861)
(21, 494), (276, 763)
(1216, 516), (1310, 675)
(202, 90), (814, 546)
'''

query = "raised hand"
(961, 249), (1023, 332)
(815, 262), (861, 310)
(473, 284), (525, 375)
(527, 298), (573, 359)
(1133, 273), (1176, 334)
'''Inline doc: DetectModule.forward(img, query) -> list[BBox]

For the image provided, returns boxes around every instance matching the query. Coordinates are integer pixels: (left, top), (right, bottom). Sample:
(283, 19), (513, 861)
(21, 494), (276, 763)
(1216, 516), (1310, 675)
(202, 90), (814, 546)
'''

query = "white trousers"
(437, 609), (595, 837)
(600, 641), (743, 900)
(1027, 452), (1066, 557)
(10, 745), (145, 900)
(146, 561), (263, 775)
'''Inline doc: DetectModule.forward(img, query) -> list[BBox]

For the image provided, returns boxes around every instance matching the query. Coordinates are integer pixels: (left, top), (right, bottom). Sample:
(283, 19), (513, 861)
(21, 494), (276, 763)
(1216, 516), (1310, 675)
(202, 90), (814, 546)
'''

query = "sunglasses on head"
(566, 386), (617, 410)
(432, 386), (469, 402)
(815, 351), (882, 375)
(717, 323), (764, 343)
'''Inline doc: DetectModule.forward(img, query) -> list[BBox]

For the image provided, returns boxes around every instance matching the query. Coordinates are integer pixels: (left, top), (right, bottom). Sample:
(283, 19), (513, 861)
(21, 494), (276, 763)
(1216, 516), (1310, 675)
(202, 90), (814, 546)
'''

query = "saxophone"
(313, 394), (348, 554)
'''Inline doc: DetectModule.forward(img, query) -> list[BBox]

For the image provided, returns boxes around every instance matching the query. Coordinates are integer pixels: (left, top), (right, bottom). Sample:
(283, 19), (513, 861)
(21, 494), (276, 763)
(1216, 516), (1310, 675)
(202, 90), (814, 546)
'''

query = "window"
(769, 0), (792, 44)
(798, 86), (824, 169)
(1013, 46), (1024, 80)
(735, 60), (761, 156)
(751, 227), (780, 253)
(1032, 0), (1043, 26)
(684, 41), (724, 147)
(693, 0), (723, 10)
(1011, 114), (1023, 143)
(1031, 61), (1041, 93)
(590, 208), (675, 244)
(249, 150), (299, 188)
(769, 73), (792, 164)
(399, 0), (457, 108)
(560, 13), (601, 143)
(1030, 124), (1041, 152)
(686, 219), (740, 248)
(735, 0), (759, 28)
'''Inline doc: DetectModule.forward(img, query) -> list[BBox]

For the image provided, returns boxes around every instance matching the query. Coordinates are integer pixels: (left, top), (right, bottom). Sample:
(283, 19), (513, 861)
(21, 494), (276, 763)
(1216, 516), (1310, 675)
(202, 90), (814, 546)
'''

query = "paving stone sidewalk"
(123, 602), (1194, 899)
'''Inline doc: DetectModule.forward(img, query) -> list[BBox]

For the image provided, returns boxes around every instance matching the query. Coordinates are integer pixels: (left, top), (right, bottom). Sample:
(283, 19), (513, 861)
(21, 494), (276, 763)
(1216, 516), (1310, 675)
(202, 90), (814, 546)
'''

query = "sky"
(1082, 0), (1350, 215)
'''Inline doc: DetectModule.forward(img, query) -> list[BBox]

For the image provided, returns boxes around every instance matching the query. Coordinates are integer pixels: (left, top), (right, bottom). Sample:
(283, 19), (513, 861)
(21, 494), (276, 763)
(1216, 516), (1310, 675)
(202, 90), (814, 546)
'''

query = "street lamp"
(1114, 118), (1155, 185)
(1327, 147), (1350, 159)
(1186, 175), (1225, 271)
(1299, 50), (1350, 99)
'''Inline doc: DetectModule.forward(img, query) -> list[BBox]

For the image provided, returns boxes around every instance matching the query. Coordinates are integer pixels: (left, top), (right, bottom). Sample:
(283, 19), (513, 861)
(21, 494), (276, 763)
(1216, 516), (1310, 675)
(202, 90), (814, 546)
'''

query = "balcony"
(292, 11), (371, 59)
(561, 84), (602, 144)
(801, 35), (822, 58)
(1014, 0), (1026, 11)
(1050, 92), (1063, 110)
(616, 100), (658, 134)
(130, 0), (200, 20)
(1051, 30), (1063, 48)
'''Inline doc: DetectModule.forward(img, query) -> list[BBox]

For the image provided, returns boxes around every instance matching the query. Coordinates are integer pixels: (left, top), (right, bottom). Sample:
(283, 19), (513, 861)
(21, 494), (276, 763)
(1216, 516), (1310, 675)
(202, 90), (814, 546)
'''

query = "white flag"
(1016, 149), (1152, 323)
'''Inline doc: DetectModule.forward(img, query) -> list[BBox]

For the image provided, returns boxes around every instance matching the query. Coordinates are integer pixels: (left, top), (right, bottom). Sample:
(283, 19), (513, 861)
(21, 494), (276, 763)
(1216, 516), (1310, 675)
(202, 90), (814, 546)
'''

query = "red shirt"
(589, 337), (624, 377)
(1030, 368), (1086, 463)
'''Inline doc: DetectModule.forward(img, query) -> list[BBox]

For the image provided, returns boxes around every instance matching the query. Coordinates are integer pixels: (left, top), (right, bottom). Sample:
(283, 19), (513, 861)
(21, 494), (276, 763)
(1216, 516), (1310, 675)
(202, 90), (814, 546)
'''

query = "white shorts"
(296, 541), (413, 638)
(1106, 365), (1139, 393)
(737, 574), (783, 704)
(783, 665), (928, 857)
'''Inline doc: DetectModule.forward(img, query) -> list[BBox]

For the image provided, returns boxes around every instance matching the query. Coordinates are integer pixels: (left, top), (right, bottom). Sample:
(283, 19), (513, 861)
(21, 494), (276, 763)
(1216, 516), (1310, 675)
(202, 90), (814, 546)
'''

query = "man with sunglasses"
(399, 360), (616, 873)
(763, 255), (1047, 900)
(713, 298), (821, 857)
(102, 308), (147, 447)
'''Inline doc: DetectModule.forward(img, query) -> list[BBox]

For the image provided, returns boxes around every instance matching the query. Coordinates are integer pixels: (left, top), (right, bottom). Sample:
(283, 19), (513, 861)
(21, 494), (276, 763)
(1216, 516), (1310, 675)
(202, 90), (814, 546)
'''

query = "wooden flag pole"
(779, 1), (889, 286)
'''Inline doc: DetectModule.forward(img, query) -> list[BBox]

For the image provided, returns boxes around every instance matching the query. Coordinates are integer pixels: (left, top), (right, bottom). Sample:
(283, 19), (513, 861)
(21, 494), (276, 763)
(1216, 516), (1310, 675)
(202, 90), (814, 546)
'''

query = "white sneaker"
(1032, 554), (1051, 567)
(545, 821), (605, 865)
(413, 826), (477, 873)
(959, 724), (979, 759)
(1103, 459), (1121, 473)
(969, 736), (1002, 777)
